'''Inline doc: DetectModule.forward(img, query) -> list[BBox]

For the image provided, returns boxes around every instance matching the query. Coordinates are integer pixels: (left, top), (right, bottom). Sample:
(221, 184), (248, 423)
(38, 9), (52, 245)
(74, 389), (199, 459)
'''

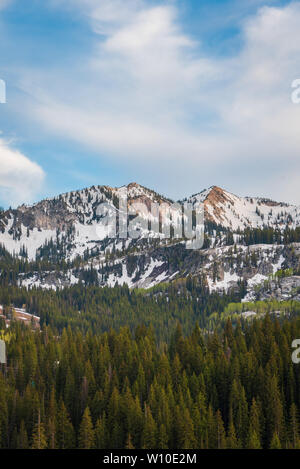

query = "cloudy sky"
(0, 0), (300, 207)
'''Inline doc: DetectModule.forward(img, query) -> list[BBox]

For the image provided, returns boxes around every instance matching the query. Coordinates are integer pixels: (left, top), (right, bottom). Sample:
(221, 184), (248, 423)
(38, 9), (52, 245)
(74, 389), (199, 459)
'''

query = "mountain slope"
(189, 185), (300, 231)
(0, 182), (175, 260)
(1, 183), (300, 296)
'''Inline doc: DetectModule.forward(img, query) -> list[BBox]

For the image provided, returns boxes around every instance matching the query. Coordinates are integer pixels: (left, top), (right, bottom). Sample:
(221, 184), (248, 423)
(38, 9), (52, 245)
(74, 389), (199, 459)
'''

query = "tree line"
(0, 279), (245, 342)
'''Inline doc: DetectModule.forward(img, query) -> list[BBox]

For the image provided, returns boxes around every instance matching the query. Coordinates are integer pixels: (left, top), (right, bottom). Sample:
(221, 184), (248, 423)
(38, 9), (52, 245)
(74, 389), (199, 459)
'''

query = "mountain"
(189, 185), (300, 230)
(0, 182), (174, 260)
(1, 183), (299, 259)
(1, 183), (300, 298)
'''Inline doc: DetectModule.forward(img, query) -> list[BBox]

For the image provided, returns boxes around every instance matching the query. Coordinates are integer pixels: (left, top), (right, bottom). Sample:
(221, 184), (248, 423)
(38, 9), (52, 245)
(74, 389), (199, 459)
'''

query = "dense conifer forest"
(0, 314), (300, 449)
(1, 241), (300, 449)
(0, 281), (247, 342)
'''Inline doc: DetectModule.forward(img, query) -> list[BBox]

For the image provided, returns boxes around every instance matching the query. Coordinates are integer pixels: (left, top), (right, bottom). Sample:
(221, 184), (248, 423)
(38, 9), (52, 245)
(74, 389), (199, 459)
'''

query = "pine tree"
(178, 407), (196, 449)
(125, 433), (135, 449)
(56, 400), (75, 449)
(247, 430), (262, 449)
(265, 374), (284, 445)
(270, 432), (281, 449)
(31, 411), (47, 449)
(229, 380), (248, 445)
(94, 414), (107, 449)
(215, 410), (226, 449)
(227, 419), (239, 449)
(78, 407), (94, 449)
(47, 387), (57, 449)
(17, 420), (29, 449)
(0, 374), (8, 448)
(247, 398), (262, 449)
(158, 424), (168, 449)
(142, 405), (157, 449)
(288, 403), (299, 449)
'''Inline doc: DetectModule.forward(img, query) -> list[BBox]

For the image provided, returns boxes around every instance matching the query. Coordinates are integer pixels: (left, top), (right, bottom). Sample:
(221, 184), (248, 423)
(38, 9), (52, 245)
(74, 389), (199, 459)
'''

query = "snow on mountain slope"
(15, 241), (300, 297)
(0, 183), (300, 265)
(189, 186), (300, 231)
(0, 183), (175, 261)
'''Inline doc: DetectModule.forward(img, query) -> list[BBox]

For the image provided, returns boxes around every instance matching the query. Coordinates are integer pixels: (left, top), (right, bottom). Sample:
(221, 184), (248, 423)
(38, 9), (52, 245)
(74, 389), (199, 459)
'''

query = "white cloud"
(51, 0), (144, 33)
(17, 1), (300, 203)
(0, 139), (45, 207)
(26, 2), (220, 157)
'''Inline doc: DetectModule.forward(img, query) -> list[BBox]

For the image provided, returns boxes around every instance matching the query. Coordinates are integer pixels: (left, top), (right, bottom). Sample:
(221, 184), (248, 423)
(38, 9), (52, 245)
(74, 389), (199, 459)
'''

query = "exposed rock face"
(204, 186), (234, 225)
(1, 183), (300, 296)
(0, 183), (177, 255)
(11, 198), (77, 232)
(196, 186), (300, 231)
(1, 183), (300, 257)
(247, 275), (300, 302)
(15, 240), (300, 301)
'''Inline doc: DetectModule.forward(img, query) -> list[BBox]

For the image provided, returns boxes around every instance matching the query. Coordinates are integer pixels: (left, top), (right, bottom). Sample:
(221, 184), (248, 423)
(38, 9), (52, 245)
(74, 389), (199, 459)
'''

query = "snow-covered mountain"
(189, 185), (300, 231)
(0, 182), (175, 260)
(1, 183), (299, 260)
(1, 183), (300, 296)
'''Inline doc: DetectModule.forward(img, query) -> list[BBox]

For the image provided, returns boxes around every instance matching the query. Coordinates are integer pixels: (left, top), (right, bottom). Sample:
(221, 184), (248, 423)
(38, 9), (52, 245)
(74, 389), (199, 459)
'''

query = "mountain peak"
(205, 185), (232, 203)
(187, 185), (228, 204)
(127, 182), (140, 189)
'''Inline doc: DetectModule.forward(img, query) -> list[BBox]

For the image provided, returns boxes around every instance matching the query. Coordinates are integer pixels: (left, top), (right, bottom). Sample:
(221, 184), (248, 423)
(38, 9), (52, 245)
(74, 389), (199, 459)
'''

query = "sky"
(0, 0), (300, 208)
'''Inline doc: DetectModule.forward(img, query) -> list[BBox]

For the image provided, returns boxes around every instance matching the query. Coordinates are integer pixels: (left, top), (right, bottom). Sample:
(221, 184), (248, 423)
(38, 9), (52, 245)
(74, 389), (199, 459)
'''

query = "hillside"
(1, 183), (300, 299)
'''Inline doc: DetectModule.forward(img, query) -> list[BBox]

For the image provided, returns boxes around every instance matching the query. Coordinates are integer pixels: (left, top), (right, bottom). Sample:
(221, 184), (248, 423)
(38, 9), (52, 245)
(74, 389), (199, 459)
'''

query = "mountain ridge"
(1, 182), (300, 259)
(3, 182), (296, 211)
(1, 182), (300, 298)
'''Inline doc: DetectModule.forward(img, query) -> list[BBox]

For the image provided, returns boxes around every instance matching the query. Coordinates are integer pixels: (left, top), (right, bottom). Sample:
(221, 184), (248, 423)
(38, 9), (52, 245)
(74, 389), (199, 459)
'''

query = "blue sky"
(0, 0), (300, 208)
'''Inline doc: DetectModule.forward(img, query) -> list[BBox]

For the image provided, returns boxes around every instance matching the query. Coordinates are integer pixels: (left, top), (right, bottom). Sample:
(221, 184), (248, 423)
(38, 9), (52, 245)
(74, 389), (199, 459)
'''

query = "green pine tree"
(31, 411), (47, 449)
(78, 407), (94, 449)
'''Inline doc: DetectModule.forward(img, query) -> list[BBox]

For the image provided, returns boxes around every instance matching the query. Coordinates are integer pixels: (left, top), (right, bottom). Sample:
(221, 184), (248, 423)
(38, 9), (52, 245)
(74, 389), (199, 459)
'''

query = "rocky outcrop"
(1, 183), (300, 297)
